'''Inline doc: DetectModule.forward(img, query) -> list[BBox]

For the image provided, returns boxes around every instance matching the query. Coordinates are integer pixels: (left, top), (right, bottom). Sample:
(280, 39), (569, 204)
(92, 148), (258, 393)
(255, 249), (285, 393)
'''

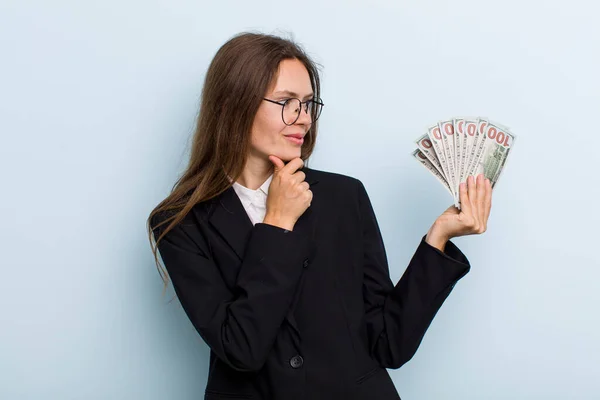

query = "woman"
(148, 32), (492, 400)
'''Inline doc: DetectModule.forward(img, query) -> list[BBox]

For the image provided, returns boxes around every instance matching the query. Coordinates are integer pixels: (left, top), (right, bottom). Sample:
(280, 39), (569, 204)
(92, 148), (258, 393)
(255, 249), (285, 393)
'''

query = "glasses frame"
(262, 97), (325, 126)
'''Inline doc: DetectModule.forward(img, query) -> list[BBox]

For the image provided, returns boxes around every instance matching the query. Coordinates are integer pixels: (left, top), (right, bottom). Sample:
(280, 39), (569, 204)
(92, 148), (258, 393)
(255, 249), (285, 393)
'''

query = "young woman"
(148, 32), (492, 400)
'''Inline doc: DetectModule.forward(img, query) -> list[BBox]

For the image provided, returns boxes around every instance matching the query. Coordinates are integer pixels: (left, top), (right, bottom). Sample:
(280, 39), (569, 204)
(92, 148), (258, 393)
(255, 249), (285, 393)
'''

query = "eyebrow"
(272, 90), (315, 100)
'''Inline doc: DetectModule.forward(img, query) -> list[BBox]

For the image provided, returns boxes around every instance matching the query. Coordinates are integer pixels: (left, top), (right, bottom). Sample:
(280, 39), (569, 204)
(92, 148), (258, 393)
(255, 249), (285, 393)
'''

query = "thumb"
(443, 205), (459, 215)
(268, 155), (285, 172)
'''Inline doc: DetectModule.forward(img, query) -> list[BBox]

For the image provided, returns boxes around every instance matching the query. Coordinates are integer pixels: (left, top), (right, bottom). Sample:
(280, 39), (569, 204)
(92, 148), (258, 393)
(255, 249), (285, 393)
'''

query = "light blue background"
(1, 0), (599, 399)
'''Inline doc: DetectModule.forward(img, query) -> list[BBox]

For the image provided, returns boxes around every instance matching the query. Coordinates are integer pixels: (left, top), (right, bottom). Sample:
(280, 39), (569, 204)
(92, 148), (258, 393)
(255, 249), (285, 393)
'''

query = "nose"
(295, 103), (311, 125)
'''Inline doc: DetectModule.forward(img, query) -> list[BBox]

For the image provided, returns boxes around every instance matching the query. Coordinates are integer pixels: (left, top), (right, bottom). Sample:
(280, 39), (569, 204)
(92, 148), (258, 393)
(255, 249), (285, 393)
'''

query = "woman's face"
(249, 58), (313, 165)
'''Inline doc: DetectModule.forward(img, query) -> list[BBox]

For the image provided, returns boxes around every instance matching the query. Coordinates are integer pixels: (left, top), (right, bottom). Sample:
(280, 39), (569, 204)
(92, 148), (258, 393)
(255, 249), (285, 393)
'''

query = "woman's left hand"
(425, 173), (493, 252)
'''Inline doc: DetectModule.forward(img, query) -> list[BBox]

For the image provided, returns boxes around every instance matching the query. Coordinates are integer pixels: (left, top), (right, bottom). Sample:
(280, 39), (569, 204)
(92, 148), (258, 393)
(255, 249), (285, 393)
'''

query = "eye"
(283, 98), (301, 111)
(303, 100), (312, 112)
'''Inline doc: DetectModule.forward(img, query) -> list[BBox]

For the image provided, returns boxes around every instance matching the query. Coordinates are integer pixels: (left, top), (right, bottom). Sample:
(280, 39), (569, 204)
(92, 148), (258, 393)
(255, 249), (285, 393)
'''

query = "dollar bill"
(464, 118), (489, 185)
(415, 133), (445, 178)
(412, 149), (453, 196)
(412, 116), (515, 209)
(461, 118), (478, 185)
(452, 117), (466, 201)
(438, 119), (457, 204)
(468, 121), (516, 188)
(453, 118), (464, 173)
(426, 123), (453, 198)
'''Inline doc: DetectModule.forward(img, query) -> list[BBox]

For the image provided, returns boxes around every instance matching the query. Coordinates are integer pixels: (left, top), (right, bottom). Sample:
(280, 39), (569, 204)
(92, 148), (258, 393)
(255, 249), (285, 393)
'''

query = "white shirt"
(231, 174), (274, 225)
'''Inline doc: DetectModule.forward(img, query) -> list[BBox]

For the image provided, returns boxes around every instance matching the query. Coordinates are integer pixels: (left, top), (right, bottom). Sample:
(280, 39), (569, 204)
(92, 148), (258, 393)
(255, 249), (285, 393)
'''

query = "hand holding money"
(413, 116), (514, 251)
(425, 173), (492, 251)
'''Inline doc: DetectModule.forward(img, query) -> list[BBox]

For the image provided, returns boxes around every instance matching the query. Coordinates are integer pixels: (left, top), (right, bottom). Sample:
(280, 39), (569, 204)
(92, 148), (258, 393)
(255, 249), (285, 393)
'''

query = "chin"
(275, 149), (302, 163)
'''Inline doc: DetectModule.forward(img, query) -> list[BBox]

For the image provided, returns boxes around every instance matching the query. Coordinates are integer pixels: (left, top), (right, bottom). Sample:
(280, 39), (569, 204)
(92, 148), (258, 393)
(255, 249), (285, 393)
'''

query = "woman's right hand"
(263, 156), (312, 231)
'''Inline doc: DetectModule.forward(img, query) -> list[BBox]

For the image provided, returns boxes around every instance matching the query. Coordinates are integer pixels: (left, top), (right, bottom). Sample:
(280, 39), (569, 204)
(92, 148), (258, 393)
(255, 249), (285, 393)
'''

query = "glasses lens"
(283, 98), (301, 125)
(281, 98), (323, 125)
(310, 100), (323, 123)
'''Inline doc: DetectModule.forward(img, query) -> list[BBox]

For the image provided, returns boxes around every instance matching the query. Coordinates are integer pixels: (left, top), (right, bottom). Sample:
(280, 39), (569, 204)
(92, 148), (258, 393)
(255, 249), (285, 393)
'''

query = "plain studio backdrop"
(1, 0), (599, 399)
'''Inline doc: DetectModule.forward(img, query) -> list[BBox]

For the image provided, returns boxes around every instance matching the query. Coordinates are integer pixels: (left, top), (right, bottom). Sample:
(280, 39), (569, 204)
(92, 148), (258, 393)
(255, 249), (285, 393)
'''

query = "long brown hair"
(147, 32), (322, 294)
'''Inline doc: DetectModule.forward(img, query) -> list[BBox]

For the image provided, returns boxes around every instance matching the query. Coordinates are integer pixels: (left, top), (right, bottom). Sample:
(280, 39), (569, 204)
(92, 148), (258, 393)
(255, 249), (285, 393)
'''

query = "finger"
(477, 174), (486, 230)
(467, 175), (477, 210)
(443, 205), (459, 217)
(299, 181), (310, 191)
(281, 157), (304, 175)
(292, 170), (306, 184)
(268, 155), (285, 172)
(483, 178), (492, 225)
(458, 181), (472, 216)
(467, 175), (480, 230)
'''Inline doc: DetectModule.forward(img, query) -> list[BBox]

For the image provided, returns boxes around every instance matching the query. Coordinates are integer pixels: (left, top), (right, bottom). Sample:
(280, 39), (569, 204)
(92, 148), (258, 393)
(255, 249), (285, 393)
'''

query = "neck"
(236, 156), (273, 190)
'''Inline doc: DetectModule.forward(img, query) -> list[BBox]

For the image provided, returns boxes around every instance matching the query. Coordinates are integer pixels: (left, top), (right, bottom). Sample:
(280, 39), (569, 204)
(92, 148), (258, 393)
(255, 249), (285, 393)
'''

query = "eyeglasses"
(262, 97), (324, 126)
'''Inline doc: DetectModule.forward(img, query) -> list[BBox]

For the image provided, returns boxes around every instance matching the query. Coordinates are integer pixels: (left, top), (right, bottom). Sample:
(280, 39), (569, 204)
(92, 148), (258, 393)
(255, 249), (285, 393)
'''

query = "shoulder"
(150, 202), (207, 239)
(304, 166), (363, 191)
(149, 206), (212, 257)
(150, 208), (189, 238)
(303, 166), (368, 203)
(304, 167), (375, 225)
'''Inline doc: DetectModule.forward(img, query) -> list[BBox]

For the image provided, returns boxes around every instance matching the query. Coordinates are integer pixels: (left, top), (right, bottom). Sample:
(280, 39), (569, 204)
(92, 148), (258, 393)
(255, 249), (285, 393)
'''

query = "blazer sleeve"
(356, 180), (471, 369)
(151, 211), (312, 372)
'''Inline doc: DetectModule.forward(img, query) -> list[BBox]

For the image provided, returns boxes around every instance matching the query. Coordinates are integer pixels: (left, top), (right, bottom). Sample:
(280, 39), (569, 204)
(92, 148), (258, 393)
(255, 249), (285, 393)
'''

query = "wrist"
(263, 214), (295, 231)
(426, 224), (449, 252)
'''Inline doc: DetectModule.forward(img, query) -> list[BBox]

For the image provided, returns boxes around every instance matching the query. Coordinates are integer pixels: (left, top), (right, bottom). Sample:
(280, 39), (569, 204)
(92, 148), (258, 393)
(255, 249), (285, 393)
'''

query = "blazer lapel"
(208, 167), (320, 261)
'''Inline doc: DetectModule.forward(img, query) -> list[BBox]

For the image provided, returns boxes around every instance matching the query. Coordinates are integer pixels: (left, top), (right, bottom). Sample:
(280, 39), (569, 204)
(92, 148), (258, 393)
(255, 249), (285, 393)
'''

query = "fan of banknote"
(412, 117), (516, 209)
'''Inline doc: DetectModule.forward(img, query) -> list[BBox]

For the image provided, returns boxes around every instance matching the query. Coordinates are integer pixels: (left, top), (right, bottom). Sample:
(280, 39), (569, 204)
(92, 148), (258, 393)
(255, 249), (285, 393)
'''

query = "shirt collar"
(229, 173), (273, 205)
(258, 173), (273, 195)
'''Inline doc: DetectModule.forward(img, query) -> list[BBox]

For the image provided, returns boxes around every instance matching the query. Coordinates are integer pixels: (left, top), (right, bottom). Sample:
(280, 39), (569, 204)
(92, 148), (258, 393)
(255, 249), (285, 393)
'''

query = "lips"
(285, 135), (304, 145)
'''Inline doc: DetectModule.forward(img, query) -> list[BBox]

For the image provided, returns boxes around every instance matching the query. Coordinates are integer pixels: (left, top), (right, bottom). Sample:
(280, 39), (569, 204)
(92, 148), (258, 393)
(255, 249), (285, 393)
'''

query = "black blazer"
(151, 166), (471, 400)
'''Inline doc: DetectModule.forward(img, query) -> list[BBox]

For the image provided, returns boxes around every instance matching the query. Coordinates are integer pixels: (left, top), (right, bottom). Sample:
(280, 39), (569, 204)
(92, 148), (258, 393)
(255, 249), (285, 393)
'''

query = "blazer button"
(290, 355), (304, 369)
(303, 259), (310, 268)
